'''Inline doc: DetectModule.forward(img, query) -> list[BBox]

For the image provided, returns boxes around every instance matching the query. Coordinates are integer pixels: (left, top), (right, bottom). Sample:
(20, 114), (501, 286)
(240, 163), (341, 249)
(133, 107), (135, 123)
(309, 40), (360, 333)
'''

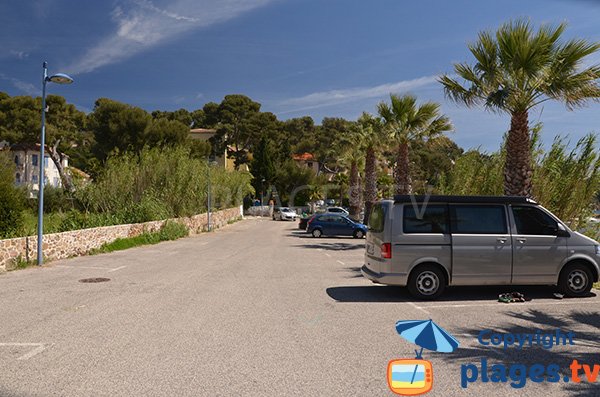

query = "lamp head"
(47, 73), (73, 84)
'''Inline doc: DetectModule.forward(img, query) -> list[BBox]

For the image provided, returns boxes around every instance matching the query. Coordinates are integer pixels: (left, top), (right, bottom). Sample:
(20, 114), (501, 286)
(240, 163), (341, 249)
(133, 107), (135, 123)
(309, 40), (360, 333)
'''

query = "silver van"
(362, 195), (600, 299)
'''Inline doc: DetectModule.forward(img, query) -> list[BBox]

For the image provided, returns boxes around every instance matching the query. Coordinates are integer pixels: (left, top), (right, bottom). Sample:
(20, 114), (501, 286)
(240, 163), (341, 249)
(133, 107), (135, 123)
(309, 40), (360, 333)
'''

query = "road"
(0, 218), (599, 396)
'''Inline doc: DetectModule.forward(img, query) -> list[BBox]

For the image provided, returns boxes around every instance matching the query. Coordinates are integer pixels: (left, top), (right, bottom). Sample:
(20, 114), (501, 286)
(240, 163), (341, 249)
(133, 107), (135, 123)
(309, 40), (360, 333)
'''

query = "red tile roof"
(292, 152), (315, 161)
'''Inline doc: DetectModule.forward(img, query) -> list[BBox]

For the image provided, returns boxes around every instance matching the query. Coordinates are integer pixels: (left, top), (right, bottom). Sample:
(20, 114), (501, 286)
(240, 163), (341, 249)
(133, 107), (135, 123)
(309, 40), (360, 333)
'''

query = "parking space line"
(107, 266), (126, 273)
(324, 253), (331, 257)
(417, 300), (593, 309)
(55, 265), (109, 270)
(408, 302), (431, 315)
(337, 260), (345, 265)
(0, 343), (48, 360)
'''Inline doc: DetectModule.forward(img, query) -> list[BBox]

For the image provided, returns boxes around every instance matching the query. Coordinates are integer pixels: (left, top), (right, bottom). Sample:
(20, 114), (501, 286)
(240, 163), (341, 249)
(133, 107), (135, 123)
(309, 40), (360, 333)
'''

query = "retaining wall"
(0, 206), (243, 272)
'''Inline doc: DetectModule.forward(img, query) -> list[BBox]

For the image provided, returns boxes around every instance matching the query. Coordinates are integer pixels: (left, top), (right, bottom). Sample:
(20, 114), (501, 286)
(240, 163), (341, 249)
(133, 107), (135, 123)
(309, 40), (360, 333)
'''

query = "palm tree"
(338, 123), (365, 220)
(440, 19), (600, 197)
(378, 94), (452, 195)
(356, 113), (387, 224)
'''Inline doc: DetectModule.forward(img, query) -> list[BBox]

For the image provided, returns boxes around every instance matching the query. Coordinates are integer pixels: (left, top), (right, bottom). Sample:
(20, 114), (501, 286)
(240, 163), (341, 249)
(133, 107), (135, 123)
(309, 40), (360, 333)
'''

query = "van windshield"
(369, 204), (386, 232)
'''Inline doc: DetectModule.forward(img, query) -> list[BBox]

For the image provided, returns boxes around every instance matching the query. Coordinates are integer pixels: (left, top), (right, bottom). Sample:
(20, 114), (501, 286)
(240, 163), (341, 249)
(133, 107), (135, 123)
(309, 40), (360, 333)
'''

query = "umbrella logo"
(387, 319), (459, 396)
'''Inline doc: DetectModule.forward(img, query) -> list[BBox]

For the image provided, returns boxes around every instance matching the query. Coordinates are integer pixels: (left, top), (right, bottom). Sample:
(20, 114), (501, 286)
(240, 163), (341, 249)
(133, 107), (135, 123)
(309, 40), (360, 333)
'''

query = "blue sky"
(1, 0), (599, 151)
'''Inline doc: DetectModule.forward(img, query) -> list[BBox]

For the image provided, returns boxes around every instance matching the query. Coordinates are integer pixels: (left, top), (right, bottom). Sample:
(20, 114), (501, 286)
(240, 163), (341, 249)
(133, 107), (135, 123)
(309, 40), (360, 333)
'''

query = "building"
(189, 128), (249, 171)
(10, 143), (67, 192)
(292, 152), (320, 174)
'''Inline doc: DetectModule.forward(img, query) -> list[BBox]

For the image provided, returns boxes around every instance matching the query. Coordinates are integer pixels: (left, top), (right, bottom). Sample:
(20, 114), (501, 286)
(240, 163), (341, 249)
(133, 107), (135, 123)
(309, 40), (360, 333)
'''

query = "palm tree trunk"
(349, 160), (361, 220)
(363, 147), (377, 224)
(504, 111), (533, 197)
(395, 142), (412, 195)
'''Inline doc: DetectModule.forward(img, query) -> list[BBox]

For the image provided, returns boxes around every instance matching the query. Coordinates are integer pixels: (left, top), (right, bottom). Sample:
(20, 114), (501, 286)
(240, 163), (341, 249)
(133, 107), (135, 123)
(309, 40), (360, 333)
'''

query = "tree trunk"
(349, 160), (361, 220)
(48, 140), (75, 193)
(363, 147), (377, 225)
(394, 142), (412, 195)
(504, 111), (533, 197)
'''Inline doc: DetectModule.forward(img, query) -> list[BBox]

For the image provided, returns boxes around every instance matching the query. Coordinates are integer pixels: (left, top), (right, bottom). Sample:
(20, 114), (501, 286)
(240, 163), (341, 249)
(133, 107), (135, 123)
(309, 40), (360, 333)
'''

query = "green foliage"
(6, 255), (36, 271)
(90, 221), (189, 255)
(0, 152), (26, 238)
(532, 134), (600, 228)
(438, 132), (600, 226)
(76, 147), (253, 223)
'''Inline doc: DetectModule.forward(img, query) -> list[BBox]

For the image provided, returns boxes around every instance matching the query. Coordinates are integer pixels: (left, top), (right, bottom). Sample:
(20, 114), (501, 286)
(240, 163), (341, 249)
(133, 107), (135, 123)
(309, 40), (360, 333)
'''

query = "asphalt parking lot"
(0, 218), (599, 396)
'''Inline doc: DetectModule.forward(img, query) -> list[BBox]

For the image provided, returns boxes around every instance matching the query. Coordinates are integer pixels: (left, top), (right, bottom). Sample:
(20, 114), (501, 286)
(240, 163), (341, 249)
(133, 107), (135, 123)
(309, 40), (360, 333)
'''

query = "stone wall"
(0, 206), (243, 272)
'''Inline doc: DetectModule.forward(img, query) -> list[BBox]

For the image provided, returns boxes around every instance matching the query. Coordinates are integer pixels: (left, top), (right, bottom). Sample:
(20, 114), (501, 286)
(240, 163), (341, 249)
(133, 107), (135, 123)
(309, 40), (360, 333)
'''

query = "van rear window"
(403, 205), (448, 233)
(369, 204), (386, 232)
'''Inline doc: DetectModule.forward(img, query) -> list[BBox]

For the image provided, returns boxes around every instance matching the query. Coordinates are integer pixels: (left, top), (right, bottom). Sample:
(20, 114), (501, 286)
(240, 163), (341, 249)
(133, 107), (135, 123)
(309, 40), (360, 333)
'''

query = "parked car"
(362, 195), (600, 300)
(327, 206), (349, 215)
(273, 207), (297, 221)
(307, 213), (367, 238)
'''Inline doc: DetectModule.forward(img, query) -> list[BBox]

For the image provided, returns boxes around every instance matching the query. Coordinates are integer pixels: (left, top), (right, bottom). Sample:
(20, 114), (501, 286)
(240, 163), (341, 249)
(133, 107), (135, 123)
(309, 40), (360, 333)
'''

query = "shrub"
(0, 153), (26, 238)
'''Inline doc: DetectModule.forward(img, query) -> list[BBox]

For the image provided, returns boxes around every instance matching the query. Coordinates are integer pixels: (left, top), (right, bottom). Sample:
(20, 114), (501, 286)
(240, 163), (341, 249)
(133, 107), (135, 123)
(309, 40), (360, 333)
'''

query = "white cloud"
(67, 0), (275, 74)
(278, 75), (440, 114)
(0, 73), (38, 96)
(9, 50), (29, 60)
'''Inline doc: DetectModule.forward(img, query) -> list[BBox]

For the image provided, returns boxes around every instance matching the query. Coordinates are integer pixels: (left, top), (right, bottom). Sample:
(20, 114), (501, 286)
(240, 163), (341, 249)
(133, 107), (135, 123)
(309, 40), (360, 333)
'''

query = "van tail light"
(381, 243), (392, 259)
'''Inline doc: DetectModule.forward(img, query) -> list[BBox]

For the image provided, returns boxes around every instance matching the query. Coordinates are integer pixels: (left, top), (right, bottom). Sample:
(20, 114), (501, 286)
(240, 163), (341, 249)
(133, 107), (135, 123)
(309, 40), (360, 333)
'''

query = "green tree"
(0, 152), (25, 238)
(378, 94), (452, 195)
(356, 113), (387, 224)
(440, 19), (600, 196)
(250, 137), (276, 193)
(0, 93), (86, 191)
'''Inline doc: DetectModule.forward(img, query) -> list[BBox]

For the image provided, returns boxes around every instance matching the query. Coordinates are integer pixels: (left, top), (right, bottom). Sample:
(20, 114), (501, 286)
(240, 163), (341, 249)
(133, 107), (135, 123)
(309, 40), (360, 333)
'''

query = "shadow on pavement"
(436, 310), (600, 397)
(294, 242), (365, 251)
(326, 285), (597, 303)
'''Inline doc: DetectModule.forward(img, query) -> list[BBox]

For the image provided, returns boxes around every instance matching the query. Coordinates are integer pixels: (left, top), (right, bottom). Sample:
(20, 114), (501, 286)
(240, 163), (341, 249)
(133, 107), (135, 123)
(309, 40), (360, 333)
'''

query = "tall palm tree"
(378, 94), (452, 195)
(338, 123), (365, 220)
(440, 19), (600, 197)
(356, 113), (387, 224)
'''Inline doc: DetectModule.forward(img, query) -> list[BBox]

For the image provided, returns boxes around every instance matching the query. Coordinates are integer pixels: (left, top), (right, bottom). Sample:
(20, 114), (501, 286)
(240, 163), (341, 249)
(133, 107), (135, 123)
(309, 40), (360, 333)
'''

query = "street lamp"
(37, 62), (73, 265)
(260, 178), (266, 215)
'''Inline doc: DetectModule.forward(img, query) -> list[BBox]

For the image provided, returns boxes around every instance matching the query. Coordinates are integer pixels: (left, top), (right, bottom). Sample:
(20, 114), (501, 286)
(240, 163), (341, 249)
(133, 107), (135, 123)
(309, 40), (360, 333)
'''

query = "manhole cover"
(79, 278), (111, 283)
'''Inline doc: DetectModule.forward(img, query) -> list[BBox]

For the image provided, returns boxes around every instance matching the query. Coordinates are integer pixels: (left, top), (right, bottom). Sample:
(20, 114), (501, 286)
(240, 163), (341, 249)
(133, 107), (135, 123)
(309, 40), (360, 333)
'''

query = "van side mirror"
(555, 224), (570, 238)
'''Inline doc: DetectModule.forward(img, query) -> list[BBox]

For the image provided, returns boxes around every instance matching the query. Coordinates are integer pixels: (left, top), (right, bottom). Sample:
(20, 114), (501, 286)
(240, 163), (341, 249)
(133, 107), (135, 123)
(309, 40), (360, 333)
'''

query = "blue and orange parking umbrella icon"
(387, 320), (459, 396)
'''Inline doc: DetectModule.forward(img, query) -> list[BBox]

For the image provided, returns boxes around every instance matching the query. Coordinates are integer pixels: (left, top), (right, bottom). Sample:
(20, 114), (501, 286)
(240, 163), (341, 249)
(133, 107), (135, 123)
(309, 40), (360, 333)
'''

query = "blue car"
(307, 213), (367, 238)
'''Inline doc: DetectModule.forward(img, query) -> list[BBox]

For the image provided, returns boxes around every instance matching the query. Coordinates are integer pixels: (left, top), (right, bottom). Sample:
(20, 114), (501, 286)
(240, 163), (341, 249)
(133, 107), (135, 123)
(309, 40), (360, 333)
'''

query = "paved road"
(0, 218), (599, 396)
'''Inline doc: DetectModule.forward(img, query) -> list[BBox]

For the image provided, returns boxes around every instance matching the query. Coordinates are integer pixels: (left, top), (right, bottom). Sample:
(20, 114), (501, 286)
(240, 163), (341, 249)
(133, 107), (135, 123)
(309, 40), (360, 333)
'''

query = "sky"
(1, 0), (600, 151)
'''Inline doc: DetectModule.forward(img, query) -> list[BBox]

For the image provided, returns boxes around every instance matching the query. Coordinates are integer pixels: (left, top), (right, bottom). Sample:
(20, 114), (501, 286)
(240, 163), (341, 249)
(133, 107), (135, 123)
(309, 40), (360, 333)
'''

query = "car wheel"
(559, 262), (593, 297)
(353, 230), (364, 239)
(407, 265), (446, 300)
(312, 229), (322, 238)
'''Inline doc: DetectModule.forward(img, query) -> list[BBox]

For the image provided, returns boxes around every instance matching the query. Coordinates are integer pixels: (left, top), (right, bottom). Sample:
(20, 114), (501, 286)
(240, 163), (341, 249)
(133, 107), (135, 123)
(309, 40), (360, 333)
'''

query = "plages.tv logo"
(388, 319), (459, 396)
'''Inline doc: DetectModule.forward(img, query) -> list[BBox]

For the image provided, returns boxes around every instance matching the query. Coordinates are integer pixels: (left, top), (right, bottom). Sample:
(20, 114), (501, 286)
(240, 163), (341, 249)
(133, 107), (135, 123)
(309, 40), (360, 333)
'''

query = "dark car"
(307, 213), (367, 238)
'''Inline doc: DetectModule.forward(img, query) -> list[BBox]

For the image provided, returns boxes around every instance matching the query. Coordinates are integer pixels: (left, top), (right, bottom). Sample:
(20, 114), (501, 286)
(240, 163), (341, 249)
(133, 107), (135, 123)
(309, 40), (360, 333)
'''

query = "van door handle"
(517, 238), (527, 244)
(497, 238), (507, 244)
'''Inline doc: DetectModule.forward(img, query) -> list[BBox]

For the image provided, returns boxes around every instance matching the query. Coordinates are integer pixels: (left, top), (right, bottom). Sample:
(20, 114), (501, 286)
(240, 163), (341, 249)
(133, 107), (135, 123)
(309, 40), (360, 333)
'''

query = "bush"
(0, 153), (26, 238)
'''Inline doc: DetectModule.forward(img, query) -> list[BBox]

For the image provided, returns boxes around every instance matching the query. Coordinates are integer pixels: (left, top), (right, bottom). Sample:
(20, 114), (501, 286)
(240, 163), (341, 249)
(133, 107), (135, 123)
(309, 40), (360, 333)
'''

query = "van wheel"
(353, 230), (364, 239)
(312, 229), (322, 238)
(408, 265), (445, 300)
(559, 262), (593, 297)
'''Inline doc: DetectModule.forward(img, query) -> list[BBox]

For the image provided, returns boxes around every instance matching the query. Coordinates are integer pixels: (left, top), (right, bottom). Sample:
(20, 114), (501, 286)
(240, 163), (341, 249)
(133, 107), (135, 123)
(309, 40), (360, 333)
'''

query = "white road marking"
(408, 302), (431, 315)
(337, 260), (345, 265)
(324, 253), (331, 257)
(0, 343), (48, 360)
(418, 300), (592, 309)
(55, 265), (108, 270)
(107, 266), (126, 273)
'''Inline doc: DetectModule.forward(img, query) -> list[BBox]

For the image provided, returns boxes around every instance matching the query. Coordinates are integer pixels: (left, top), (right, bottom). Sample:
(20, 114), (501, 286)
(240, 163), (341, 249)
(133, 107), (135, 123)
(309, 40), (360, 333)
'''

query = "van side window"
(450, 205), (507, 234)
(403, 205), (448, 233)
(512, 206), (558, 235)
(369, 204), (386, 232)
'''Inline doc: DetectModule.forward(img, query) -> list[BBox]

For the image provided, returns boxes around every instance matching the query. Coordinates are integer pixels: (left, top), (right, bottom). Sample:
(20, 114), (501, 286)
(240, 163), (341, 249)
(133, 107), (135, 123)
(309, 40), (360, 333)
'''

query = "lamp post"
(260, 178), (266, 216)
(37, 62), (73, 265)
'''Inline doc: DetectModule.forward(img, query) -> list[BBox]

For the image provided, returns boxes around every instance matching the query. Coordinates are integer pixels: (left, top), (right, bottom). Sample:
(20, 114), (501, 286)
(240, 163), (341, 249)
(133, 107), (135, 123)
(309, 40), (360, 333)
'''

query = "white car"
(327, 207), (349, 215)
(273, 207), (297, 221)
